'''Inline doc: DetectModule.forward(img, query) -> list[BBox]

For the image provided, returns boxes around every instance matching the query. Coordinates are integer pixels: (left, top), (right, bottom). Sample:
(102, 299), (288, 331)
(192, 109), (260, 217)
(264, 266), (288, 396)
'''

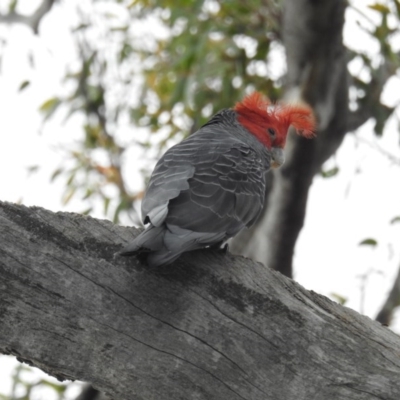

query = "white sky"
(1, 0), (400, 398)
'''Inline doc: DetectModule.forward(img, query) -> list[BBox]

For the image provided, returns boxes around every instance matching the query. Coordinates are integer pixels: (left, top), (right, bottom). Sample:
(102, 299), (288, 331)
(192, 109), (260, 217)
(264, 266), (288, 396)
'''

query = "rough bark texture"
(1, 201), (400, 400)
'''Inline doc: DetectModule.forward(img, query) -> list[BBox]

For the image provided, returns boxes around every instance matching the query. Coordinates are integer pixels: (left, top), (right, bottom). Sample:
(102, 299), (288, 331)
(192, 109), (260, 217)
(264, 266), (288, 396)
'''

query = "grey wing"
(165, 141), (268, 236)
(141, 140), (198, 226)
(142, 167), (194, 227)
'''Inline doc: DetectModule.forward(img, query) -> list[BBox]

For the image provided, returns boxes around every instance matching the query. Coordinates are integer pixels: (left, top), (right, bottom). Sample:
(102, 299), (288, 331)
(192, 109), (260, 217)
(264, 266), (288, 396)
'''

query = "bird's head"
(234, 92), (315, 168)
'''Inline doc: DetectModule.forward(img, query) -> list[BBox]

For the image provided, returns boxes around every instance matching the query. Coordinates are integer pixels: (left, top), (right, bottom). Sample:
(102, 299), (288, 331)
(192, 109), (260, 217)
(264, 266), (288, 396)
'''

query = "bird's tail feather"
(145, 227), (226, 267)
(118, 225), (165, 255)
(118, 224), (227, 267)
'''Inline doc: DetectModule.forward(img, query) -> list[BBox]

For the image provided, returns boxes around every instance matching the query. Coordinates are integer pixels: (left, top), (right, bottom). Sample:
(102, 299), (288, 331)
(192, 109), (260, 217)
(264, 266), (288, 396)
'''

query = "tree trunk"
(1, 201), (400, 400)
(231, 0), (350, 277)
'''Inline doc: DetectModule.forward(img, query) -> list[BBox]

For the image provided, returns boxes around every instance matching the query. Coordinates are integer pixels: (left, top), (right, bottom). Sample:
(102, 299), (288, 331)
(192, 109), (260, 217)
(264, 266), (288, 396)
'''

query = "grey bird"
(118, 92), (315, 267)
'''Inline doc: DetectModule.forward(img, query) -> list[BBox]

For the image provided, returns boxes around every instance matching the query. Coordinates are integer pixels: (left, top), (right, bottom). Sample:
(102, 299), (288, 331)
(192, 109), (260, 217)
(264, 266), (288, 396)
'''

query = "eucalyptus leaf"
(18, 80), (30, 91)
(321, 167), (339, 178)
(359, 238), (378, 247)
(39, 97), (61, 121)
(390, 216), (400, 225)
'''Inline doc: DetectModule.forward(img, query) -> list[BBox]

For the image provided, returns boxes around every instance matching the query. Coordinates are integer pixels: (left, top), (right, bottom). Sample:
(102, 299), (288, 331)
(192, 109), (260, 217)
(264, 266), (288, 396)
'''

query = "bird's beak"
(271, 147), (285, 169)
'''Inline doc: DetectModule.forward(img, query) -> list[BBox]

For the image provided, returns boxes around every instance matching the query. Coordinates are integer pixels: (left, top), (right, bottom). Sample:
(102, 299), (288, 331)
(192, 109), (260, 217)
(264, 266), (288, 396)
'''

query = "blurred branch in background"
(0, 0), (56, 34)
(2, 0), (399, 243)
(36, 0), (285, 224)
(376, 263), (400, 325)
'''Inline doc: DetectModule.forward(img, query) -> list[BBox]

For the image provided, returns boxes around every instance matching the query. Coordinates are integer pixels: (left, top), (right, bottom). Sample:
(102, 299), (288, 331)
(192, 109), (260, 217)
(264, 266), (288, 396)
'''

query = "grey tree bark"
(1, 201), (400, 400)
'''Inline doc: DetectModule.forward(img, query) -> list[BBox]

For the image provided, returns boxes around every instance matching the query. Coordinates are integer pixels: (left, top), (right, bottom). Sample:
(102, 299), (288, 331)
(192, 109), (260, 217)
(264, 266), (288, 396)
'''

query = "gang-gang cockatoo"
(118, 92), (315, 266)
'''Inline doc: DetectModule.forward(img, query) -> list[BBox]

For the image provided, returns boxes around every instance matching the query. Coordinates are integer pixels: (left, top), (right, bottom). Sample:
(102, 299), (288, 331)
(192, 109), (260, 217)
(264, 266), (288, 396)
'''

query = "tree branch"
(376, 263), (400, 326)
(1, 201), (400, 399)
(0, 0), (56, 33)
(346, 56), (399, 134)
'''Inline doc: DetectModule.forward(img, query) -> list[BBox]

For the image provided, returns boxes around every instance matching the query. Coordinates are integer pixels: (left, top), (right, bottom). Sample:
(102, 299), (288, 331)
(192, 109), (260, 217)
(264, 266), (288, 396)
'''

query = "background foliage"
(34, 0), (400, 224)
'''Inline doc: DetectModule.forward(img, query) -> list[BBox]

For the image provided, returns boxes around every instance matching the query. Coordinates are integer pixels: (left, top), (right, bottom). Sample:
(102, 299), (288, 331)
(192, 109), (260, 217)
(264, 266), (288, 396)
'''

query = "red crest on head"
(234, 92), (316, 149)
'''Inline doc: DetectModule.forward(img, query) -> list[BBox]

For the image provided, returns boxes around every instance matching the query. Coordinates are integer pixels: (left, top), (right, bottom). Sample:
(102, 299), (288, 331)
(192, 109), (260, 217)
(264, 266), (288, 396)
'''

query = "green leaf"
(390, 216), (400, 224)
(119, 43), (133, 62)
(110, 26), (129, 32)
(9, 0), (17, 12)
(37, 379), (67, 393)
(330, 292), (348, 305)
(103, 197), (111, 215)
(62, 188), (76, 205)
(82, 188), (93, 200)
(81, 207), (93, 215)
(369, 3), (391, 14)
(50, 168), (63, 182)
(72, 23), (90, 32)
(39, 97), (61, 121)
(18, 80), (30, 91)
(321, 167), (339, 178)
(26, 165), (39, 174)
(359, 238), (378, 247)
(66, 171), (76, 186)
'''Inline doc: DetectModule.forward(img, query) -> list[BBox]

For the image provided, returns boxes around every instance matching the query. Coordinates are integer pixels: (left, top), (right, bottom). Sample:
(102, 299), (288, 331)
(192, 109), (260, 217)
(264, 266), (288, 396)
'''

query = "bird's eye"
(268, 128), (276, 138)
